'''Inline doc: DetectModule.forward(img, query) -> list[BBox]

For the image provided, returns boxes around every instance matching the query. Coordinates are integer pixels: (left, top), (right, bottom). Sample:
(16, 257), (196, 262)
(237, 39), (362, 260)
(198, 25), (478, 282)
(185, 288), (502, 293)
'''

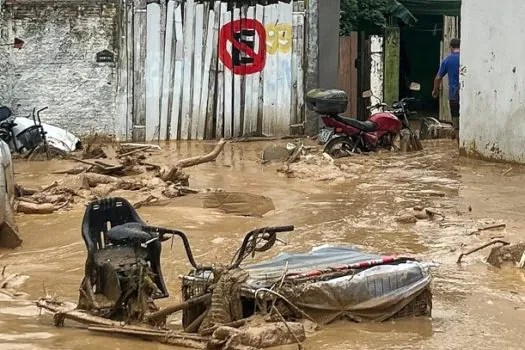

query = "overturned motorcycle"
(37, 197), (433, 349)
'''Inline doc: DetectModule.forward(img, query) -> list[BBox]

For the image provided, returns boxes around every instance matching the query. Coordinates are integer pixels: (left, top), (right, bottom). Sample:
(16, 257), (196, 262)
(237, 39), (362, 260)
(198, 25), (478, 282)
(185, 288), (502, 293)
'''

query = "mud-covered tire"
(323, 137), (359, 159)
(27, 144), (67, 161)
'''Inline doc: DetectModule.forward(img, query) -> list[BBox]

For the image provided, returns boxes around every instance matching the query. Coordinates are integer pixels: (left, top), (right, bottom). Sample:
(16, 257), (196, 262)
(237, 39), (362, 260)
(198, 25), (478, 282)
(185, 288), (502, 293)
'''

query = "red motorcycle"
(306, 84), (421, 158)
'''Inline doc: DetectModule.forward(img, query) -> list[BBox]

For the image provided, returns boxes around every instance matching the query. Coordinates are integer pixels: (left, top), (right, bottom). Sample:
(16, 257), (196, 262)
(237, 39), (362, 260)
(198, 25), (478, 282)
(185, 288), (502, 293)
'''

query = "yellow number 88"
(265, 23), (292, 55)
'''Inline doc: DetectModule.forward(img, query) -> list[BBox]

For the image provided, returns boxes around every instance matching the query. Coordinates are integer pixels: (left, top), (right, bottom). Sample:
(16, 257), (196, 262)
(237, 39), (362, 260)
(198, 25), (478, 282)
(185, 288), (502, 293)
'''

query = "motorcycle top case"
(306, 89), (348, 114)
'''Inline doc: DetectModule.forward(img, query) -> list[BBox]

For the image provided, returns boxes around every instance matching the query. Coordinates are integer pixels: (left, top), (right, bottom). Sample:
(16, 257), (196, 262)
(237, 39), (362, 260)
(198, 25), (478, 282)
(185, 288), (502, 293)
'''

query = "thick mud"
(2, 140), (525, 349)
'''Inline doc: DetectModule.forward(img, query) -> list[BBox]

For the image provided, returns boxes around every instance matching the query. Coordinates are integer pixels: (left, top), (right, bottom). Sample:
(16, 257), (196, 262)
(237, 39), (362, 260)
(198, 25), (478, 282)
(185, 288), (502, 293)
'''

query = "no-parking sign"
(219, 19), (267, 75)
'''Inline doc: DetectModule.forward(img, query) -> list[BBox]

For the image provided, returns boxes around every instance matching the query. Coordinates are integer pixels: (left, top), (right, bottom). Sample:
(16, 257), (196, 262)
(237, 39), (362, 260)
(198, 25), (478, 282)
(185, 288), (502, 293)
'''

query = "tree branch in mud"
(157, 139), (226, 183)
(146, 293), (211, 326)
(14, 139), (227, 215)
(456, 239), (510, 264)
(16, 201), (57, 215)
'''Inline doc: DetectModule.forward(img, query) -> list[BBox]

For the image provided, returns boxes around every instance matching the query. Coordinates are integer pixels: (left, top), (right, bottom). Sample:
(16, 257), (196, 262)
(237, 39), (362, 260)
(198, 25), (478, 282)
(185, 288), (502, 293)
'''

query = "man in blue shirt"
(433, 38), (460, 136)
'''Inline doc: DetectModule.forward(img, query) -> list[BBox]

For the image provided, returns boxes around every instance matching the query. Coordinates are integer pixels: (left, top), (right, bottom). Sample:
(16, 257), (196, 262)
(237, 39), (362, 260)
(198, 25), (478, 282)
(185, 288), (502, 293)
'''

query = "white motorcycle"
(0, 106), (80, 161)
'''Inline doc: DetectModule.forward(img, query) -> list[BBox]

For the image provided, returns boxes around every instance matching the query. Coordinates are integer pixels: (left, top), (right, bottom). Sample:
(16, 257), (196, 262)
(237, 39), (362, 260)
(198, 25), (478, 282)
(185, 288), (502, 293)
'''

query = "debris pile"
(267, 142), (363, 181)
(395, 207), (445, 224)
(419, 118), (456, 140)
(486, 243), (525, 268)
(0, 266), (28, 299)
(14, 139), (227, 214)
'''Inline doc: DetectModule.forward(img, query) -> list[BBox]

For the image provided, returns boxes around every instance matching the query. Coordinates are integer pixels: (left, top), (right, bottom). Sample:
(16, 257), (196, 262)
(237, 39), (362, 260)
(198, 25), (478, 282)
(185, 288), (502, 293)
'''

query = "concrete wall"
(0, 2), (12, 105)
(3, 2), (118, 136)
(460, 0), (525, 162)
(317, 0), (340, 90)
(304, 0), (339, 134)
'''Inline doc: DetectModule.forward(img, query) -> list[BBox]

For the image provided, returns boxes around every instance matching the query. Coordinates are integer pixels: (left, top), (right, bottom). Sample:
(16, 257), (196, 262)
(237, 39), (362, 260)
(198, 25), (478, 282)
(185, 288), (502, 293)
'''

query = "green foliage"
(340, 0), (391, 35)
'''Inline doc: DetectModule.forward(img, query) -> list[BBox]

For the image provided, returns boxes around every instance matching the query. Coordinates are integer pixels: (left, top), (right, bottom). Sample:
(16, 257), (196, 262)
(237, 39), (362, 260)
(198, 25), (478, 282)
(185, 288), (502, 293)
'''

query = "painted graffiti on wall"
(142, 0), (305, 141)
(219, 19), (266, 75)
(219, 19), (293, 75)
(266, 23), (292, 55)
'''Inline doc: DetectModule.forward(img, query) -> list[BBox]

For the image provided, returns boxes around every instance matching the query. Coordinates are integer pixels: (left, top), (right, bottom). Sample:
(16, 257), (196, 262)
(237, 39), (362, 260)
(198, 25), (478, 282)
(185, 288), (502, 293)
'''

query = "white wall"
(4, 3), (118, 137)
(461, 0), (525, 162)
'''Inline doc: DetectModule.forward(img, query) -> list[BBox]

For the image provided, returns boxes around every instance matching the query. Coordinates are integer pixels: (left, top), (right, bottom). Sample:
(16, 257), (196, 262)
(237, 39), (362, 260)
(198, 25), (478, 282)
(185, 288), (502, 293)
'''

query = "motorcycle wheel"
(323, 137), (359, 159)
(26, 144), (67, 161)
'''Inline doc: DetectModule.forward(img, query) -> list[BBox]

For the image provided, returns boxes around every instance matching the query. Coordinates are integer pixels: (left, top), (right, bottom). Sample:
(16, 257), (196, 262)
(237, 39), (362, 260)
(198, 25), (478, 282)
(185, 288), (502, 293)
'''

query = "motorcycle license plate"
(318, 128), (334, 144)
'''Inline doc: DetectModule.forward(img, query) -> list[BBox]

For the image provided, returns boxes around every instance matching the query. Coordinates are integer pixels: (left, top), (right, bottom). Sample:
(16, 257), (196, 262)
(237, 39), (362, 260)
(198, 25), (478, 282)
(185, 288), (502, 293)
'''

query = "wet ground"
(2, 140), (525, 349)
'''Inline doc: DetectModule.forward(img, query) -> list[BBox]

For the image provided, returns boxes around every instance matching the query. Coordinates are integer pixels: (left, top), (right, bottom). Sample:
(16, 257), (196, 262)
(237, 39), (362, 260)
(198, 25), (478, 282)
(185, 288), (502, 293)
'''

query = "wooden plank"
(383, 26), (400, 107)
(292, 12), (305, 127)
(205, 1), (222, 140)
(296, 13), (305, 128)
(231, 6), (242, 137)
(337, 34), (358, 118)
(262, 3), (278, 136)
(132, 0), (147, 141)
(291, 13), (299, 127)
(158, 0), (167, 137)
(125, 0), (134, 140)
(215, 2), (228, 138)
(337, 37), (351, 118)
(115, 0), (127, 140)
(237, 4), (249, 137)
(180, 0), (196, 140)
(197, 7), (216, 140)
(293, 0), (305, 12)
(274, 1), (293, 136)
(159, 0), (166, 64)
(349, 32), (358, 117)
(160, 0), (176, 141)
(169, 3), (183, 140)
(145, 0), (162, 142)
(242, 5), (257, 136)
(256, 3), (265, 135)
(223, 7), (233, 138)
(356, 31), (368, 121)
(190, 3), (205, 140)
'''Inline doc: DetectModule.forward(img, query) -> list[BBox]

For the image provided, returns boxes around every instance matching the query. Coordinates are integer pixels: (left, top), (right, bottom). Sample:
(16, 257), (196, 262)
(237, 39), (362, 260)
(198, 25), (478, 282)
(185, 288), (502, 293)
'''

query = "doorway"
(399, 15), (443, 118)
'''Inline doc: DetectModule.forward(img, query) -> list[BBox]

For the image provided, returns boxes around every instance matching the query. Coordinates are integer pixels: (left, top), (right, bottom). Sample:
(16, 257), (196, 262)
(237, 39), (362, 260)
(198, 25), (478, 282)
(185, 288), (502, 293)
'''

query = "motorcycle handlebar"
(264, 225), (295, 234)
(37, 107), (49, 114)
(144, 224), (295, 271)
(367, 103), (387, 111)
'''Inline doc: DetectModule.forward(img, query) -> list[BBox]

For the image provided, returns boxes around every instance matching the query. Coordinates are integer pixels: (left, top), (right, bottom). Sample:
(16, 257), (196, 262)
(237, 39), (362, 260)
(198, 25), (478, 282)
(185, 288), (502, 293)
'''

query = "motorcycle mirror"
(409, 82), (421, 91)
(362, 90), (373, 98)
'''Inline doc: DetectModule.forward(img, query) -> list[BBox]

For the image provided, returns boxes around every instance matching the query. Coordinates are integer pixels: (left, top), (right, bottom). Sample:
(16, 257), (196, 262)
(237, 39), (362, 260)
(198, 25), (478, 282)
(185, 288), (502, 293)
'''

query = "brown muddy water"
(2, 140), (525, 350)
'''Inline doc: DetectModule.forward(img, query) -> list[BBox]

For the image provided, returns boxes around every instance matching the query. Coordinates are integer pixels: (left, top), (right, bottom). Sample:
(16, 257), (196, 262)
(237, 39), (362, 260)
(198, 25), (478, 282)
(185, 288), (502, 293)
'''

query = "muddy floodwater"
(2, 140), (525, 350)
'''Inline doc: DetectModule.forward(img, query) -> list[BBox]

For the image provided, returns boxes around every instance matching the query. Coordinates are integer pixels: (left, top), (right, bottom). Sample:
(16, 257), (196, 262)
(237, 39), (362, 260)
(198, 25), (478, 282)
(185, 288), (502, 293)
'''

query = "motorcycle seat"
(106, 222), (154, 245)
(0, 107), (12, 123)
(333, 115), (377, 133)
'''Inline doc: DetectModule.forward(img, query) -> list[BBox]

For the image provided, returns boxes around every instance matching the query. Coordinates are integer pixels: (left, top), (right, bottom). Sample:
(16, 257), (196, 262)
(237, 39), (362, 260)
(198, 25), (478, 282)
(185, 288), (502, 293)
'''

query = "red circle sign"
(219, 19), (266, 75)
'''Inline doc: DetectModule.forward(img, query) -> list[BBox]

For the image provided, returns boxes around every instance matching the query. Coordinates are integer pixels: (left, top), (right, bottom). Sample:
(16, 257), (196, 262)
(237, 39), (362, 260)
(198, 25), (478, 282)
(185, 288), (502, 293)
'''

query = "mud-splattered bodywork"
(0, 140), (21, 248)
